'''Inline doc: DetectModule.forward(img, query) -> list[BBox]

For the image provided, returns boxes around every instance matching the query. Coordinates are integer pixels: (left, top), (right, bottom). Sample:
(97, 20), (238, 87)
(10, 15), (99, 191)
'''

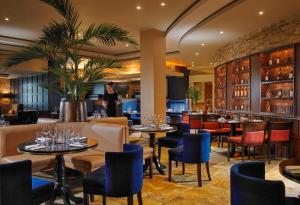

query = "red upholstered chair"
(227, 122), (267, 162)
(203, 122), (231, 147)
(267, 121), (293, 164)
(189, 114), (203, 134)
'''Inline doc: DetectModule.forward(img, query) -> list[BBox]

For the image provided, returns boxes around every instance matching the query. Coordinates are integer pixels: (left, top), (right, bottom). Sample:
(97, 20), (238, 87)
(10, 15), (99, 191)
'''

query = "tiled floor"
(52, 144), (300, 205)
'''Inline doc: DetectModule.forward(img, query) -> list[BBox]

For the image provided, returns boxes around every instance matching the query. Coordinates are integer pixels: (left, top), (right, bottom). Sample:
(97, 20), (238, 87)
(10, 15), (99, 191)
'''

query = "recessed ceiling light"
(210, 62), (213, 65)
(136, 5), (142, 10)
(201, 43), (205, 46)
(258, 11), (264, 15)
(220, 31), (224, 34)
(195, 52), (199, 56)
(125, 43), (129, 47)
(4, 17), (9, 21)
(160, 2), (166, 6)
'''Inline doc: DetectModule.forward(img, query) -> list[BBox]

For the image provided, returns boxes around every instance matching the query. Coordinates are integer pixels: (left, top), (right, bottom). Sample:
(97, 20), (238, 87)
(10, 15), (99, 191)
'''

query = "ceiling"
(0, 0), (300, 74)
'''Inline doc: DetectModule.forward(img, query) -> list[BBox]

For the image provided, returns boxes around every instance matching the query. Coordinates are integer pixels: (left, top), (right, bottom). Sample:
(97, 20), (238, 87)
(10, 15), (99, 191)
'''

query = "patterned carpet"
(49, 143), (300, 205)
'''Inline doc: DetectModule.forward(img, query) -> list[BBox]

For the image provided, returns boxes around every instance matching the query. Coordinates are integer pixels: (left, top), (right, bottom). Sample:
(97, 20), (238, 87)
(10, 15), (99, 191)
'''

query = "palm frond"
(85, 56), (122, 70)
(40, 0), (79, 26)
(3, 46), (48, 68)
(83, 23), (138, 47)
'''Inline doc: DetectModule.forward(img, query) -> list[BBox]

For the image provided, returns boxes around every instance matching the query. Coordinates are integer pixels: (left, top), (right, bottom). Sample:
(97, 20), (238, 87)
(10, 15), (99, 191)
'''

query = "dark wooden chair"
(267, 121), (293, 164)
(227, 122), (267, 162)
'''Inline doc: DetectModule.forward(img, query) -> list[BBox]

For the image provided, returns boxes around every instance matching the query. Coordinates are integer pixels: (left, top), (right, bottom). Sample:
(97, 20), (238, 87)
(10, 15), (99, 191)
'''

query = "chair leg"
(227, 142), (230, 162)
(262, 144), (265, 162)
(268, 142), (271, 164)
(158, 145), (161, 161)
(168, 159), (172, 182)
(137, 191), (143, 205)
(176, 161), (178, 167)
(182, 163), (185, 175)
(127, 195), (134, 205)
(253, 146), (256, 159)
(149, 157), (153, 179)
(221, 136), (224, 147)
(90, 194), (95, 202)
(84, 193), (89, 205)
(241, 146), (244, 162)
(205, 162), (211, 181)
(197, 163), (202, 187)
(218, 136), (221, 147)
(103, 196), (106, 205)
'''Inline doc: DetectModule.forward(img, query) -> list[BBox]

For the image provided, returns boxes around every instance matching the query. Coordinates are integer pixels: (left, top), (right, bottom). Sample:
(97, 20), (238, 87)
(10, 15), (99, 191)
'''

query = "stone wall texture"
(212, 15), (300, 66)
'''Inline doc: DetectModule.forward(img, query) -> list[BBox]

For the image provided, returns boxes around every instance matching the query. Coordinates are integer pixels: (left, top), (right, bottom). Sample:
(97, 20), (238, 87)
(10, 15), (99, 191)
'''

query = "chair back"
(203, 121), (220, 129)
(0, 160), (33, 205)
(242, 122), (267, 145)
(189, 114), (203, 129)
(182, 131), (210, 163)
(230, 162), (285, 205)
(105, 144), (143, 197)
(268, 121), (293, 143)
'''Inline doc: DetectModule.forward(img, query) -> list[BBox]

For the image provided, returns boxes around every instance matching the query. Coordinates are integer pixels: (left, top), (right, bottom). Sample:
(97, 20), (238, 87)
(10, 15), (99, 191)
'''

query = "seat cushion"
(270, 130), (290, 142)
(203, 129), (218, 135)
(32, 177), (54, 204)
(285, 197), (300, 205)
(228, 136), (242, 144)
(215, 128), (231, 135)
(1, 154), (55, 173)
(64, 150), (105, 174)
(158, 136), (183, 148)
(168, 145), (183, 161)
(83, 167), (106, 195)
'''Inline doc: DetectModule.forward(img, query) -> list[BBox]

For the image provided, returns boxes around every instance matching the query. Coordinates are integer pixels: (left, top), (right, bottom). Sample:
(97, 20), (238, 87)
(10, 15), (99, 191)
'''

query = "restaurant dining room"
(0, 0), (300, 204)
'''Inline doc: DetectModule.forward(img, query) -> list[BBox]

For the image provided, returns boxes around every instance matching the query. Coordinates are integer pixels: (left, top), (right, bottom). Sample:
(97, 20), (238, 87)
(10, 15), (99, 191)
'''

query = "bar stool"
(267, 121), (293, 164)
(227, 122), (267, 162)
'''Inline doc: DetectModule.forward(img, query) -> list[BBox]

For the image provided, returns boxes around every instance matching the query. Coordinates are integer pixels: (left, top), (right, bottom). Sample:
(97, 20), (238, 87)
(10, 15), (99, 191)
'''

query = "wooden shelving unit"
(229, 58), (251, 112)
(260, 46), (295, 116)
(214, 65), (226, 110)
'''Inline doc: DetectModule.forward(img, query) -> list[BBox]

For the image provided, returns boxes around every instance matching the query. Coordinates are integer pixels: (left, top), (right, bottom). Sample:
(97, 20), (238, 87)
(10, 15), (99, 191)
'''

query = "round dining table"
(18, 138), (98, 205)
(129, 125), (177, 175)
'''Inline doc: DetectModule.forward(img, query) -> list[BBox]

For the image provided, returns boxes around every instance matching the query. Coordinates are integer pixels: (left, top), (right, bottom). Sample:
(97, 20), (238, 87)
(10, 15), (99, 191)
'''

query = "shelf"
(233, 84), (250, 87)
(232, 97), (250, 99)
(232, 70), (250, 75)
(261, 62), (293, 69)
(261, 97), (293, 100)
(261, 79), (293, 84)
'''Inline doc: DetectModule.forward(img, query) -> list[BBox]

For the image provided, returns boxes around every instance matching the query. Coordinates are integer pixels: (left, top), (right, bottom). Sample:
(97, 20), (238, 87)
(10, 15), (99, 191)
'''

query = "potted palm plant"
(3, 0), (137, 122)
(187, 86), (201, 111)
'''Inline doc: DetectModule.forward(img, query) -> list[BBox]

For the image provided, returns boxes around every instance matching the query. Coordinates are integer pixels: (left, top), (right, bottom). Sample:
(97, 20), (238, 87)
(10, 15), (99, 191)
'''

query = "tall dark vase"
(59, 100), (87, 122)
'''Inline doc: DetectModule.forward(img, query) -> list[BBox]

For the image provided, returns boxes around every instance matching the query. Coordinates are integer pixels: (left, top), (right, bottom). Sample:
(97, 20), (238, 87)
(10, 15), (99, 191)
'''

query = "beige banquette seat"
(0, 122), (128, 173)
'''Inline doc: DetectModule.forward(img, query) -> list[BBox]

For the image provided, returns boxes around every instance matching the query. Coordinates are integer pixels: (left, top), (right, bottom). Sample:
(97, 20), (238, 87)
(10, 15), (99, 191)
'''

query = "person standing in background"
(103, 82), (120, 117)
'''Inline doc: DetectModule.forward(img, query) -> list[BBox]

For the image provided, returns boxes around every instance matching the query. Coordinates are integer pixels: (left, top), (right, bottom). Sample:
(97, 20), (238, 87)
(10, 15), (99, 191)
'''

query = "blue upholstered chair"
(230, 161), (300, 205)
(0, 160), (54, 205)
(83, 144), (144, 205)
(168, 131), (211, 187)
(158, 123), (189, 161)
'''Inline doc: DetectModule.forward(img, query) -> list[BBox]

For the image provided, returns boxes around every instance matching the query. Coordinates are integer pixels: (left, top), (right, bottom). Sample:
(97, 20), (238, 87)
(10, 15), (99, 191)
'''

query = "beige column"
(140, 29), (166, 119)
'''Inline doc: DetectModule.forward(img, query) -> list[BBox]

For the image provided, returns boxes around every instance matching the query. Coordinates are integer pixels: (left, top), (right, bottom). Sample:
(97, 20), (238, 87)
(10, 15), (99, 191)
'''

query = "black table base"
(53, 155), (83, 205)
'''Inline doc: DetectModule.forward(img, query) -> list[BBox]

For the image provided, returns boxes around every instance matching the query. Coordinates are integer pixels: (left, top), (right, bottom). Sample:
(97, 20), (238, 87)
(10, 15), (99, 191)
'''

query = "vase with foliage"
(187, 86), (200, 111)
(3, 0), (137, 122)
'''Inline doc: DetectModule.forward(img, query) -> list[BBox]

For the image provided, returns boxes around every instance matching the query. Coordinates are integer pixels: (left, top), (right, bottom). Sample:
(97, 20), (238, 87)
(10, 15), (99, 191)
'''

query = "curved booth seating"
(168, 131), (211, 187)
(0, 160), (54, 205)
(83, 144), (144, 205)
(230, 161), (300, 205)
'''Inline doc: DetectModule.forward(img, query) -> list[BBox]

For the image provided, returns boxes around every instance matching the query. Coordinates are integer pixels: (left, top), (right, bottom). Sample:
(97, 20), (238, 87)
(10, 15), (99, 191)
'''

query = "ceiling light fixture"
(4, 17), (9, 21)
(258, 11), (264, 15)
(210, 62), (213, 65)
(136, 5), (142, 10)
(220, 31), (224, 34)
(160, 2), (166, 6)
(125, 43), (129, 47)
(201, 43), (205, 46)
(195, 52), (199, 56)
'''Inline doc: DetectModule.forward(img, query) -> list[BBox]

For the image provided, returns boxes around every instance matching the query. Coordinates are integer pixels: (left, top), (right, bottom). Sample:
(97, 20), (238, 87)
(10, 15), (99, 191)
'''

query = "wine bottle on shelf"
(276, 58), (280, 64)
(241, 66), (245, 71)
(277, 89), (282, 97)
(265, 70), (269, 81)
(241, 104), (244, 110)
(266, 88), (271, 99)
(237, 87), (240, 97)
(266, 101), (271, 112)
(289, 68), (293, 79)
(241, 79), (244, 84)
(277, 68), (284, 80)
(269, 58), (273, 66)
(289, 89), (294, 98)
(244, 87), (248, 97)
(240, 87), (244, 97)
